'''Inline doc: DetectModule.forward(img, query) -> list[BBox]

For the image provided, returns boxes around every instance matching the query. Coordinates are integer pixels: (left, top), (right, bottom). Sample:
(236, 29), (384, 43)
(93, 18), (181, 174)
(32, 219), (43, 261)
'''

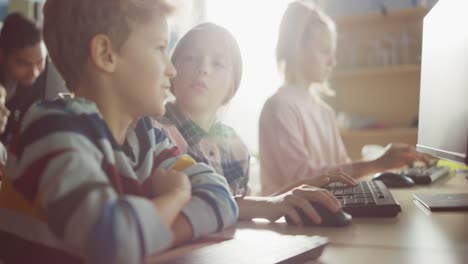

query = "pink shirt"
(259, 85), (351, 195)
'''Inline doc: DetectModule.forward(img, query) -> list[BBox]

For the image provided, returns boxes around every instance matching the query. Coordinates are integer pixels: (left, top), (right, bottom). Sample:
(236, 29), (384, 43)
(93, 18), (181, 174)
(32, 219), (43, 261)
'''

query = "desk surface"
(149, 172), (468, 264)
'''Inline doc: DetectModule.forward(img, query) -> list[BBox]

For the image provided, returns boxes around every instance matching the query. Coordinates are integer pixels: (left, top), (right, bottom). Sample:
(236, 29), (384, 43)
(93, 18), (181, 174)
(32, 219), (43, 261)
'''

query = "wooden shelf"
(330, 7), (425, 161)
(334, 7), (429, 26)
(332, 64), (421, 79)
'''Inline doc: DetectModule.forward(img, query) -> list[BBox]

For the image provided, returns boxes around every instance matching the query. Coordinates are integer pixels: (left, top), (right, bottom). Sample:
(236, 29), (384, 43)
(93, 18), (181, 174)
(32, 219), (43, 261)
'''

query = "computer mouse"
(285, 202), (352, 227)
(372, 172), (415, 188)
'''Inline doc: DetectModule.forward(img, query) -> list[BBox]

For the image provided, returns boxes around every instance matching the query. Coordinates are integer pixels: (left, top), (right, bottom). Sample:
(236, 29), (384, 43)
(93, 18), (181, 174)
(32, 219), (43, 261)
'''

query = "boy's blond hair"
(276, 0), (336, 96)
(43, 0), (174, 90)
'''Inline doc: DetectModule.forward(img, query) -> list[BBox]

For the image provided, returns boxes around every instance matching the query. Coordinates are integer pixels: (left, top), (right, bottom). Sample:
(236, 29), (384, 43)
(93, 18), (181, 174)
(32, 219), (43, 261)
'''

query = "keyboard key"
(354, 198), (366, 205)
(334, 189), (344, 195)
(344, 198), (356, 205)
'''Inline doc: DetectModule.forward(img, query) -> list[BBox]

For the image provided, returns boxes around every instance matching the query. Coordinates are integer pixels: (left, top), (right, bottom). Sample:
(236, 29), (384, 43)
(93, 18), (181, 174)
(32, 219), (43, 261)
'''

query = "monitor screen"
(417, 0), (468, 165)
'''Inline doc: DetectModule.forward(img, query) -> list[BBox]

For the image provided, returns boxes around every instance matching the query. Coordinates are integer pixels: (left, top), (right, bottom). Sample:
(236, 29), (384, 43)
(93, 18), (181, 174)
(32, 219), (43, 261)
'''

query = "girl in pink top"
(260, 1), (427, 195)
(156, 23), (356, 226)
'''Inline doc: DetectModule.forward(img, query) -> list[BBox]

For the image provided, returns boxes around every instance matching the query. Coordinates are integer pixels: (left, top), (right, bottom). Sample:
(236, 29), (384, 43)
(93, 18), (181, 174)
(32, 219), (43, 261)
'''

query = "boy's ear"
(89, 34), (118, 73)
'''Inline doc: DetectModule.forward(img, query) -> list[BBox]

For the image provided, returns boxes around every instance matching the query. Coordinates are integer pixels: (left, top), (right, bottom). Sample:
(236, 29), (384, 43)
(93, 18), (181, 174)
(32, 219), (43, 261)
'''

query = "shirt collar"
(165, 103), (208, 146)
(165, 103), (228, 146)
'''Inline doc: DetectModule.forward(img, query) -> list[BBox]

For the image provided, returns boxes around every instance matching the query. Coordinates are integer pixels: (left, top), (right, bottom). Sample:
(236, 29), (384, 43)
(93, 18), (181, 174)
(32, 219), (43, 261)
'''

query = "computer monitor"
(417, 0), (468, 165)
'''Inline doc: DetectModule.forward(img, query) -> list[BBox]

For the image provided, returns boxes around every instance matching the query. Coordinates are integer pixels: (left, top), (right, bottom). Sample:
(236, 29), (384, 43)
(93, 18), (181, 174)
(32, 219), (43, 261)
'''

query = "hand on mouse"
(260, 185), (342, 226)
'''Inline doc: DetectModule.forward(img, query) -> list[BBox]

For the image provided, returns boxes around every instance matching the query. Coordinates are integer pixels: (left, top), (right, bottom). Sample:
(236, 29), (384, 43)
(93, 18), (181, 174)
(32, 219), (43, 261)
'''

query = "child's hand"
(152, 168), (191, 205)
(261, 185), (341, 226)
(151, 169), (191, 227)
(301, 169), (357, 188)
(272, 170), (357, 196)
(375, 143), (429, 170)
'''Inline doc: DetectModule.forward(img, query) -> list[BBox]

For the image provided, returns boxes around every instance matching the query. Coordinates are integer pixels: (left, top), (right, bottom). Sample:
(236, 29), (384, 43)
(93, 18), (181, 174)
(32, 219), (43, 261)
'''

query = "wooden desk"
(149, 172), (468, 264)
(260, 172), (468, 249)
(318, 244), (468, 264)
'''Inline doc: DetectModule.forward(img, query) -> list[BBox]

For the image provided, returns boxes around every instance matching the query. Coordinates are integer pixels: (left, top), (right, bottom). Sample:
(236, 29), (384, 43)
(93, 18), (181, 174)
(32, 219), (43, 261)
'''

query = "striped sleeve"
(7, 105), (173, 264)
(152, 127), (239, 238)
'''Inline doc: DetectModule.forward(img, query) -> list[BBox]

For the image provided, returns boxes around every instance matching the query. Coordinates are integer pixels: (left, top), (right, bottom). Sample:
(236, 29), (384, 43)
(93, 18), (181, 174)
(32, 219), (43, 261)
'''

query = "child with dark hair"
(0, 12), (47, 146)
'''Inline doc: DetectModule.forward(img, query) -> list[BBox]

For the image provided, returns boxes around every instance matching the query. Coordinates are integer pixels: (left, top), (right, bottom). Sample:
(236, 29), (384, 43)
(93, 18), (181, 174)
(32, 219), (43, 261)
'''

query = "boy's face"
(4, 42), (47, 87)
(113, 15), (176, 117)
(172, 33), (234, 115)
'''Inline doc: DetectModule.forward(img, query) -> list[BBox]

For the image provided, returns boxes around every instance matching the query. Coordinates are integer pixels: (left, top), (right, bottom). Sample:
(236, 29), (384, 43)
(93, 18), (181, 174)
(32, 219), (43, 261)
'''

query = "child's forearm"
(271, 181), (304, 196)
(170, 213), (194, 247)
(237, 196), (271, 220)
(153, 193), (189, 227)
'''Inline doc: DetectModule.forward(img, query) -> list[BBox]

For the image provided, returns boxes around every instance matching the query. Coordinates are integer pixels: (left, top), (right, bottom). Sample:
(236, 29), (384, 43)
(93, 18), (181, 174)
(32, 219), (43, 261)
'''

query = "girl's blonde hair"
(276, 0), (337, 96)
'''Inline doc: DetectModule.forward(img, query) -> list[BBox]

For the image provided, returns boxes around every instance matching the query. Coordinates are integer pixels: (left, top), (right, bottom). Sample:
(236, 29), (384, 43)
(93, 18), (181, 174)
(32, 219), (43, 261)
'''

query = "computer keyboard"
(325, 181), (401, 217)
(398, 166), (449, 185)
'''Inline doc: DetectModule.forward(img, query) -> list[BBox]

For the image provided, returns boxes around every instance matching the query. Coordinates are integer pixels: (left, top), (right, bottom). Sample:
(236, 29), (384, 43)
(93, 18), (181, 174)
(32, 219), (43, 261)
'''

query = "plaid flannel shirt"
(155, 103), (250, 196)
